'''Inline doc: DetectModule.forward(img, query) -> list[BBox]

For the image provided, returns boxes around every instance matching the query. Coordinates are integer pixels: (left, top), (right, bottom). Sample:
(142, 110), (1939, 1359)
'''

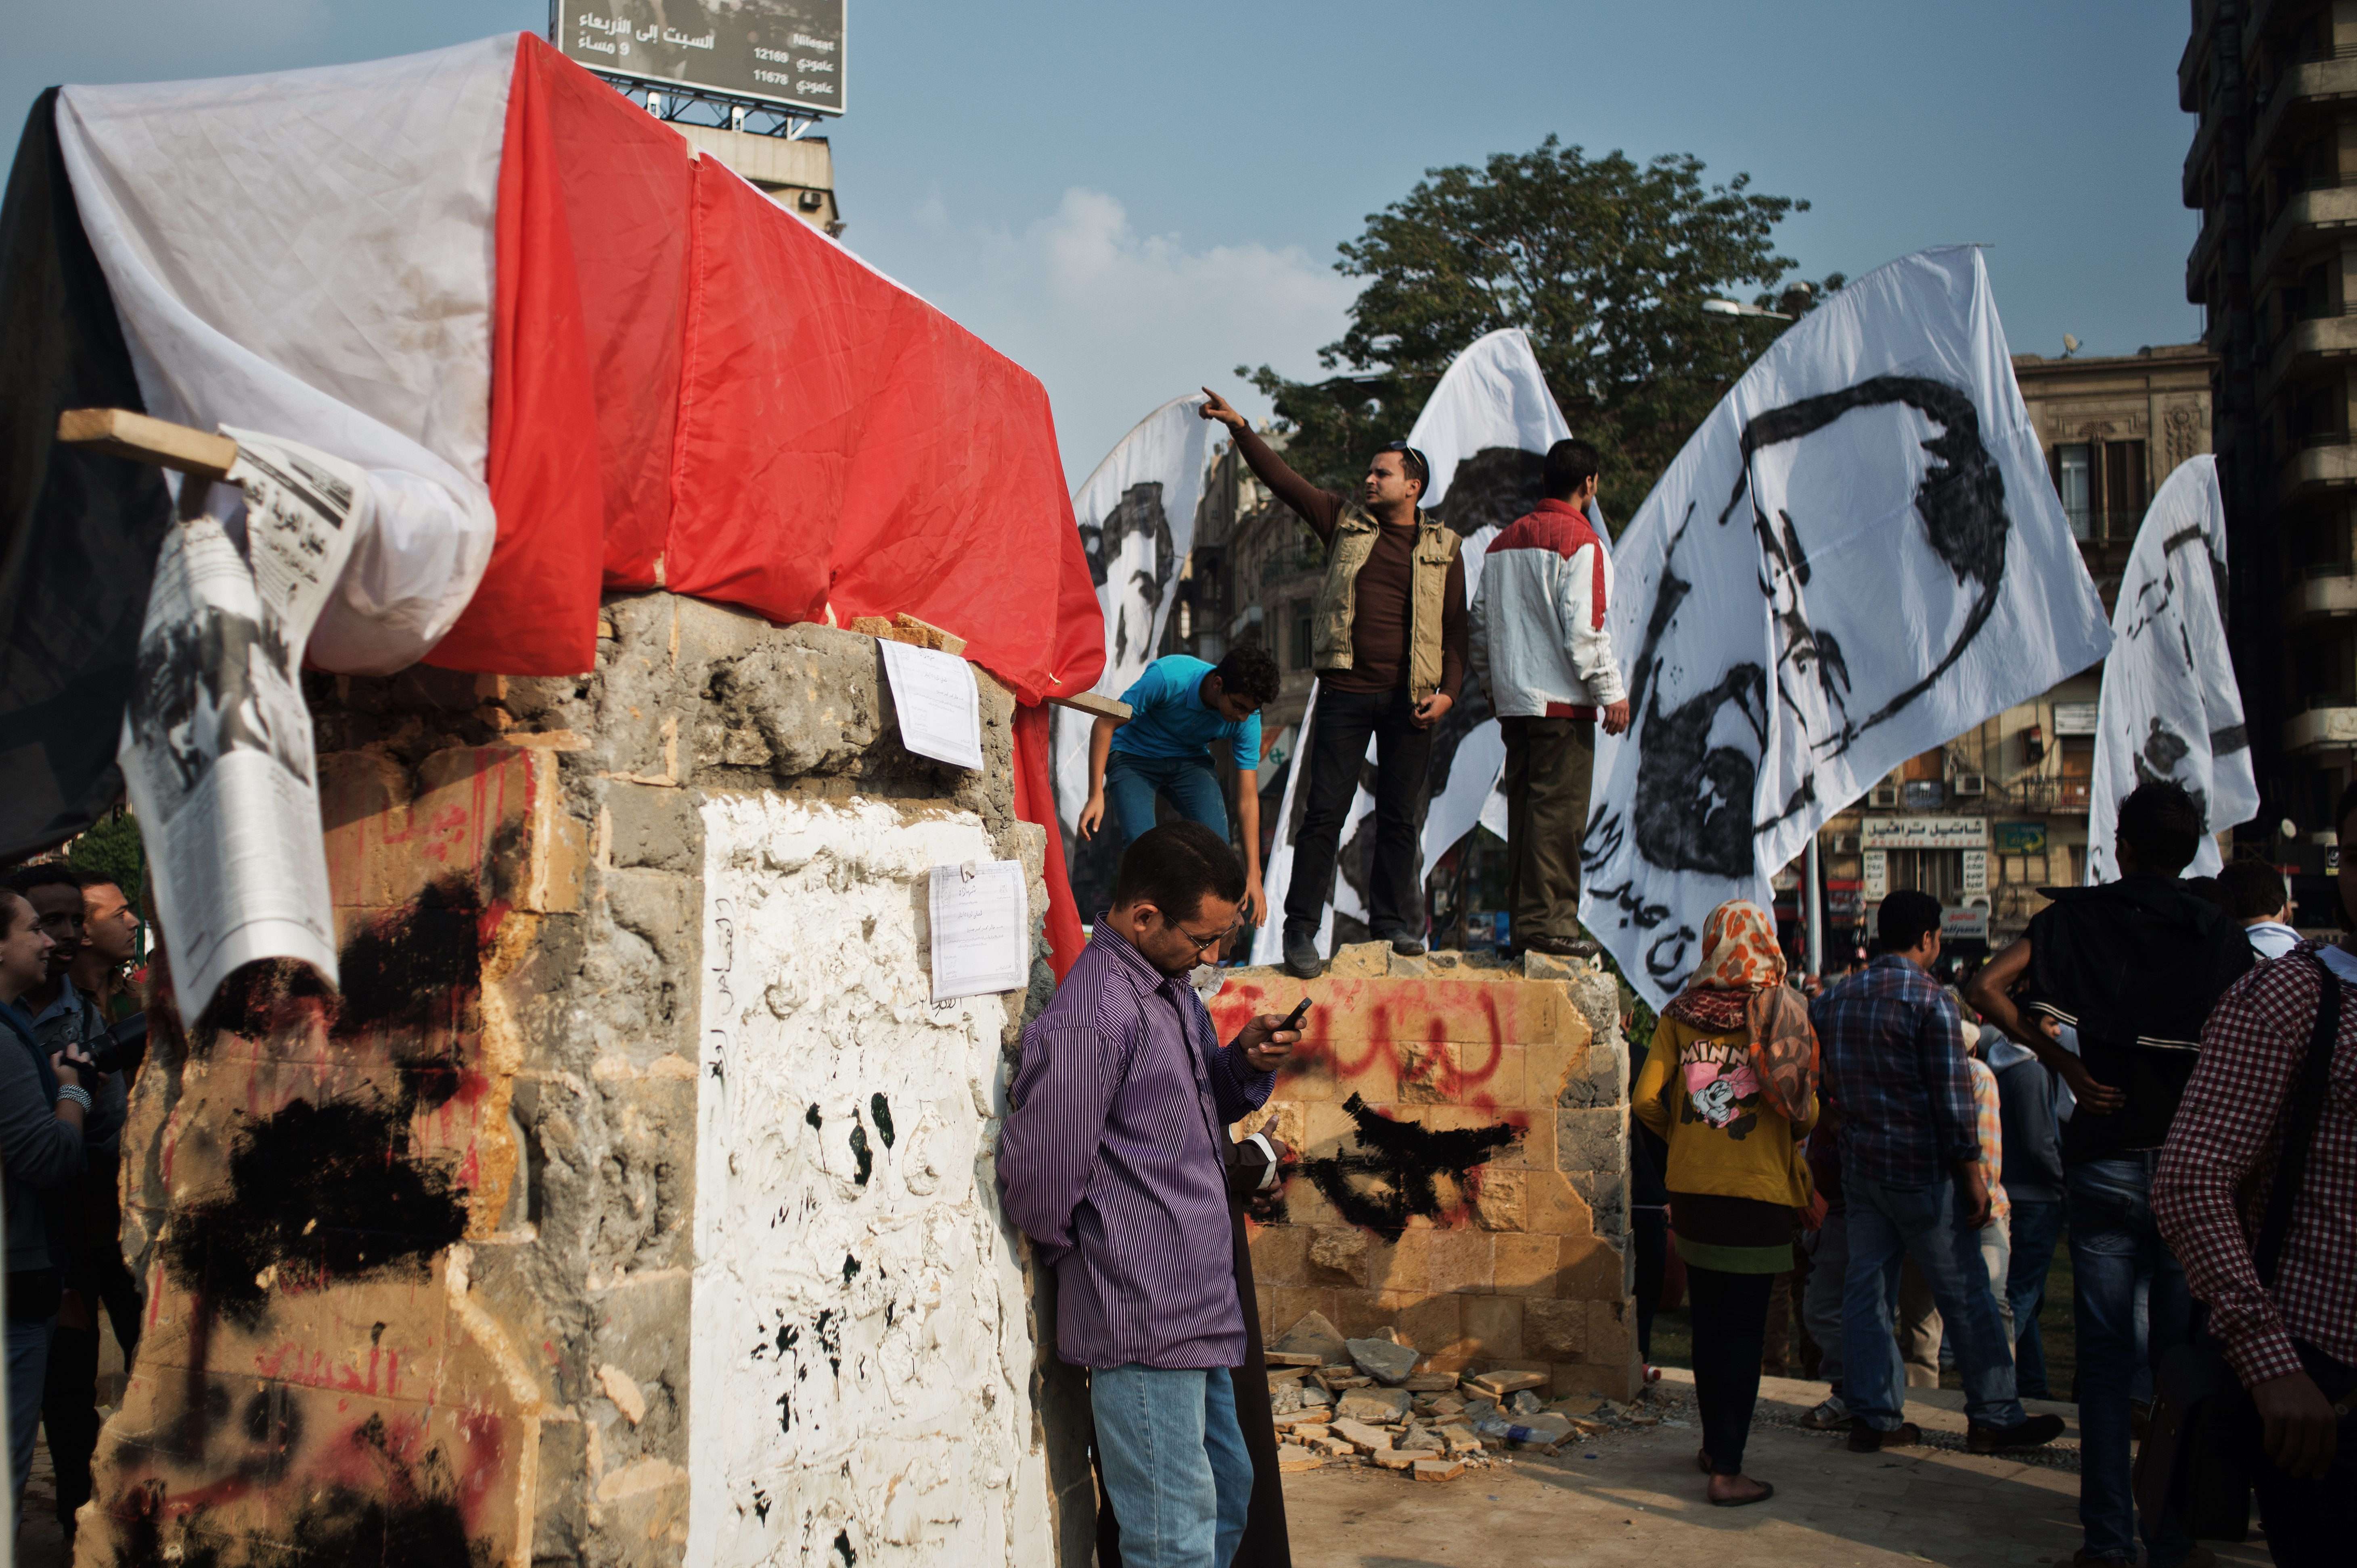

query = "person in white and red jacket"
(1468, 439), (1629, 957)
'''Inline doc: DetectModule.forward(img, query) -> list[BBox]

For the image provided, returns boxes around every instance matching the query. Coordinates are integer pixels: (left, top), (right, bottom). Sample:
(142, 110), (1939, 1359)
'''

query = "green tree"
(65, 807), (145, 905)
(1242, 137), (1840, 525)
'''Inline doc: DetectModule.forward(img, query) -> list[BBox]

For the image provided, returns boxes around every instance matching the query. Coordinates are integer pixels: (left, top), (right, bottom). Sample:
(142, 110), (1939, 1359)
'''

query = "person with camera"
(2151, 785), (2357, 1565)
(6, 865), (134, 1547)
(0, 887), (90, 1507)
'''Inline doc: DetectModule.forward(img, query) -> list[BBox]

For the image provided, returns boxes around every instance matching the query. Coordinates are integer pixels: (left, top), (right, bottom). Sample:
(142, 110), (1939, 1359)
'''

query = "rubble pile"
(1262, 1315), (1668, 1484)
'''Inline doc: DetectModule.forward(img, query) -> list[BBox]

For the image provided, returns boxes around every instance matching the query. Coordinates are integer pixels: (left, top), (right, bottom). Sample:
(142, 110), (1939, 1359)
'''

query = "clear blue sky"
(11, 1), (2199, 480)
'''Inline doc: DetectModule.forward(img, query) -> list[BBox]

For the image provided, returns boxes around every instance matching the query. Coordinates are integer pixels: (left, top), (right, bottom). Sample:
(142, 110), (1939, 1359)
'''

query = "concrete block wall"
(86, 594), (1079, 1566)
(1207, 947), (1639, 1401)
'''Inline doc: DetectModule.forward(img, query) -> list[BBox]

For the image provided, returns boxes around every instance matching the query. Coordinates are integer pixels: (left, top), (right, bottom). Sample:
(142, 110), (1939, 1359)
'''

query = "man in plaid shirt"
(1812, 891), (2060, 1457)
(2153, 790), (2357, 1564)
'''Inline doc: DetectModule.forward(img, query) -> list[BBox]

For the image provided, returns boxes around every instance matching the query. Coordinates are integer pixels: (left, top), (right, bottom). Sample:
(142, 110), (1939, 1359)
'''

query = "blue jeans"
(1091, 1363), (1252, 1568)
(1801, 1206), (1848, 1394)
(2067, 1155), (2193, 1567)
(7, 1315), (53, 1504)
(1104, 753), (1228, 849)
(2003, 1196), (2066, 1398)
(1840, 1161), (2024, 1432)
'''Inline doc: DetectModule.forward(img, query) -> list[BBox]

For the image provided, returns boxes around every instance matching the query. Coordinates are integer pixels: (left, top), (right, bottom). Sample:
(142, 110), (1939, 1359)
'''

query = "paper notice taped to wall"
(928, 859), (1029, 1001)
(119, 427), (365, 1022)
(881, 638), (984, 771)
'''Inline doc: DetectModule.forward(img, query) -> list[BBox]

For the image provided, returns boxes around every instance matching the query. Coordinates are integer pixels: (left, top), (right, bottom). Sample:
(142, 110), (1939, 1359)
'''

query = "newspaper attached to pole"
(119, 427), (366, 1022)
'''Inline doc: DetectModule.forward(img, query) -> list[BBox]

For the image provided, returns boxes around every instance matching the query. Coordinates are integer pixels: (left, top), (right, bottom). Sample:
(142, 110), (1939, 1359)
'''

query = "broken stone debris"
(1268, 1310), (1349, 1367)
(1345, 1336), (1421, 1386)
(1333, 1386), (1413, 1424)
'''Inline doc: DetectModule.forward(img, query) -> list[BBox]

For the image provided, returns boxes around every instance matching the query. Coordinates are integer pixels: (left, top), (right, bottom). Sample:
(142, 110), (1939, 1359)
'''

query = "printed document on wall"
(929, 860), (1029, 1001)
(119, 428), (366, 1021)
(881, 638), (984, 771)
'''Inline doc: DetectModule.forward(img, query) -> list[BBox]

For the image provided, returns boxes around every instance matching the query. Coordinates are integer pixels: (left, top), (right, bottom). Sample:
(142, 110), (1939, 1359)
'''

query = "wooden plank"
(892, 613), (967, 656)
(1047, 690), (1131, 723)
(57, 408), (238, 482)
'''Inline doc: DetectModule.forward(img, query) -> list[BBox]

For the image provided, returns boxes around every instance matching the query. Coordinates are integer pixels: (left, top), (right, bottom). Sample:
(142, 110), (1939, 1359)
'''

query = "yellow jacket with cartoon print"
(1632, 1013), (1817, 1209)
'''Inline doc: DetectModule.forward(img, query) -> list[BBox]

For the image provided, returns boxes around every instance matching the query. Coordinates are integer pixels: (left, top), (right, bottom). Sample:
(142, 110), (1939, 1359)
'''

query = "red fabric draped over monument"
(439, 34), (1098, 968)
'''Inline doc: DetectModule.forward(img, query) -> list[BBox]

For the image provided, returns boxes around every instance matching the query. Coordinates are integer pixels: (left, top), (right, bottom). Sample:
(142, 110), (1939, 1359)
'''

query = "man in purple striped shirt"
(1000, 822), (1298, 1568)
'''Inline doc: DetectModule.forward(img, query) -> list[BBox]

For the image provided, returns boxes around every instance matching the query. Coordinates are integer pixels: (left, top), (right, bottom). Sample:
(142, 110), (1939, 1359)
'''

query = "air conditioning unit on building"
(1832, 833), (1861, 853)
(1954, 773), (1986, 797)
(1869, 784), (1900, 809)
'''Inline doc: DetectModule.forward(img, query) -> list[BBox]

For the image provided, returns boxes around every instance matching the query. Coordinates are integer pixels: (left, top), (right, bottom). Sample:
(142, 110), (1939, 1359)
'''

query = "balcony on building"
(2288, 560), (2357, 620)
(2245, 44), (2357, 176)
(2280, 428), (2357, 496)
(2284, 696), (2357, 751)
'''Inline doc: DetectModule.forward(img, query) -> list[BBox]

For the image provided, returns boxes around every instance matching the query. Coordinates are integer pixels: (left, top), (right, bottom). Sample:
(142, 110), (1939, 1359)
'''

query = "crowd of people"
(1043, 414), (2351, 1568)
(1623, 779), (2350, 1566)
(0, 863), (144, 1553)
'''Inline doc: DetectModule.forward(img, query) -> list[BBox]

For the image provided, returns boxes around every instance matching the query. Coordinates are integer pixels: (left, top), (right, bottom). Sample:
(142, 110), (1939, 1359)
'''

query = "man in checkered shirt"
(2153, 786), (2357, 1565)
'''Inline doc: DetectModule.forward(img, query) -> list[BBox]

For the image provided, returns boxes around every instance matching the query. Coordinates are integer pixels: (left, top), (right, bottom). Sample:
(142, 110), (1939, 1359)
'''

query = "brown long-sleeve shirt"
(1230, 426), (1466, 700)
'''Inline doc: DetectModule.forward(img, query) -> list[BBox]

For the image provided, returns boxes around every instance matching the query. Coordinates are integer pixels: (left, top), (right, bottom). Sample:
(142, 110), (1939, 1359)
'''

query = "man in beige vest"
(1199, 390), (1467, 979)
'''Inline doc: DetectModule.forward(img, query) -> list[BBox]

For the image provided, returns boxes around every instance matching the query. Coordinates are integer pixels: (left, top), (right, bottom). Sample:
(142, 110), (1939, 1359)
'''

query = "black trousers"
(1286, 685), (1434, 941)
(1632, 1206), (1669, 1363)
(1687, 1264), (1775, 1476)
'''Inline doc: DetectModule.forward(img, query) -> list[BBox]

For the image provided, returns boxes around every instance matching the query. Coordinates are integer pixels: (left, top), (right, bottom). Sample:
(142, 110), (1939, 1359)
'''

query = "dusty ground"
(1281, 1369), (2274, 1568)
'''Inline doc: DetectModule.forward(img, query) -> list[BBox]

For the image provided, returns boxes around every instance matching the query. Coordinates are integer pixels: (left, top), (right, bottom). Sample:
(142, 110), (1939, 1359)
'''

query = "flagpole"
(1804, 832), (1824, 979)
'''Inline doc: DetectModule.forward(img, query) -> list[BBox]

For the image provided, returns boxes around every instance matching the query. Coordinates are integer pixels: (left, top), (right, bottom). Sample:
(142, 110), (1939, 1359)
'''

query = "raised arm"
(1199, 389), (1342, 544)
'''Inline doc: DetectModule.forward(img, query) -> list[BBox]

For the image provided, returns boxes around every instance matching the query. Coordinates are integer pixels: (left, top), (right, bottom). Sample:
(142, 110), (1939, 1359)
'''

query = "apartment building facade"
(2183, 0), (2355, 873)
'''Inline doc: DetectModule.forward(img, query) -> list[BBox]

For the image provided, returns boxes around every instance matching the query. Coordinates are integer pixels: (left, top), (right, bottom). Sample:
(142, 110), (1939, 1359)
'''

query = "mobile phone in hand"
(1277, 995), (1312, 1035)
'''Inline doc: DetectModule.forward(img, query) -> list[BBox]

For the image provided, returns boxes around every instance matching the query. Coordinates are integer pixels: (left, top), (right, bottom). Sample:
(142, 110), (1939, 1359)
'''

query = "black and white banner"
(1250, 328), (1581, 963)
(1052, 394), (1214, 832)
(2085, 456), (2254, 881)
(1579, 247), (2112, 1008)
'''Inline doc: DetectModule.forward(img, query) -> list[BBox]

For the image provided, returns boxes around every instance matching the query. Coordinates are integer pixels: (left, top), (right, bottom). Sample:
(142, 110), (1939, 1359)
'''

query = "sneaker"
(2069, 1555), (2135, 1568)
(1521, 934), (1601, 958)
(1798, 1394), (1850, 1431)
(1965, 1412), (2066, 1453)
(1846, 1420), (1921, 1453)
(1282, 929), (1324, 981)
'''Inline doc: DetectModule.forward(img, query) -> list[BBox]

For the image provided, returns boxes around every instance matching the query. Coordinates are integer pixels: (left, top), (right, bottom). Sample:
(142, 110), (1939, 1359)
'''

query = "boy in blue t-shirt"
(1080, 646), (1283, 925)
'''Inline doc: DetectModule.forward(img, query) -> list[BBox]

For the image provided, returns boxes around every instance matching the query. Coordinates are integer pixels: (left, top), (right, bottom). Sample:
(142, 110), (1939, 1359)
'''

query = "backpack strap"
(2255, 954), (2344, 1286)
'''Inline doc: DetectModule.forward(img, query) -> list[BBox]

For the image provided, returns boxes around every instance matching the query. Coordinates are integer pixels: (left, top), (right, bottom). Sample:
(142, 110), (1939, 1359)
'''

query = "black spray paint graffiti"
(1078, 480), (1175, 668)
(1299, 1093), (1521, 1243)
(167, 878), (486, 1326)
(1584, 375), (2014, 989)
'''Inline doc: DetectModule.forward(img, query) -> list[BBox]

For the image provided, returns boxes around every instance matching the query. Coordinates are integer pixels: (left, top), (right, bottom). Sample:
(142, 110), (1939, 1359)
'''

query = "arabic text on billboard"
(1860, 815), (1990, 851)
(555, 1), (846, 115)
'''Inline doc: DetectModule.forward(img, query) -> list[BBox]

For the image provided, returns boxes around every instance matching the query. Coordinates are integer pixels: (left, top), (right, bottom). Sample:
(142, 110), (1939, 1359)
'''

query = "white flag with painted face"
(1052, 395), (1214, 832)
(1250, 328), (1582, 963)
(2085, 456), (2253, 882)
(1579, 247), (2113, 1008)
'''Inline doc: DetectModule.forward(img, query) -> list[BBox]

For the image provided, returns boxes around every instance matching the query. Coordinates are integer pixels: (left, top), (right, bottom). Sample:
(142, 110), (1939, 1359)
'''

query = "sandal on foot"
(1709, 1480), (1775, 1508)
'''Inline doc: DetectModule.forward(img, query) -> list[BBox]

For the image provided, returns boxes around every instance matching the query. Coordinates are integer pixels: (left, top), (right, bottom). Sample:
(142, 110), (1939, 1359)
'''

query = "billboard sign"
(554, 1), (846, 116)
(1861, 815), (1990, 851)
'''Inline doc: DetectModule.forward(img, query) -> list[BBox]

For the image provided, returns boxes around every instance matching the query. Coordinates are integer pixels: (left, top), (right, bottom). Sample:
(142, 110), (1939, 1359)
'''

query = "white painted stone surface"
(689, 794), (1050, 1566)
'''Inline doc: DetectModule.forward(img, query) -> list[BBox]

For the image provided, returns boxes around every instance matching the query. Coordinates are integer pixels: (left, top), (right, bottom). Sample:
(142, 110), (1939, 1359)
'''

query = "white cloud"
(880, 188), (1360, 482)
